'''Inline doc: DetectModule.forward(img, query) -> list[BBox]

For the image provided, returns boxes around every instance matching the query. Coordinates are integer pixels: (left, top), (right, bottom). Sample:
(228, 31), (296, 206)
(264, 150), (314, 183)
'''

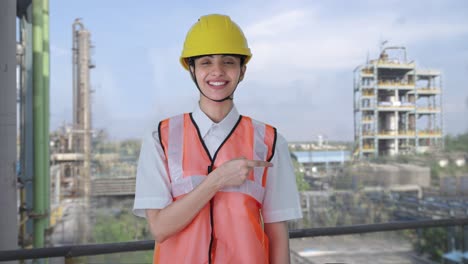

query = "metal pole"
(463, 225), (468, 259)
(33, 0), (46, 250)
(42, 0), (51, 235)
(25, 5), (35, 247)
(19, 16), (28, 248)
(440, 74), (445, 150)
(81, 28), (92, 244)
(19, 3), (35, 248)
(0, 0), (19, 260)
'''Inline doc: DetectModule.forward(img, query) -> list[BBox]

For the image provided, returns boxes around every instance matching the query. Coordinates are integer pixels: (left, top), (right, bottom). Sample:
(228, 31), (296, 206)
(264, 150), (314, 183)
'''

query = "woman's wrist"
(206, 169), (224, 192)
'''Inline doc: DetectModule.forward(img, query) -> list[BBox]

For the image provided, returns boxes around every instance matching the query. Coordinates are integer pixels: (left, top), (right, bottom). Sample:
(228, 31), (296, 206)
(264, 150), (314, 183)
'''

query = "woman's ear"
(189, 65), (196, 82)
(239, 65), (247, 82)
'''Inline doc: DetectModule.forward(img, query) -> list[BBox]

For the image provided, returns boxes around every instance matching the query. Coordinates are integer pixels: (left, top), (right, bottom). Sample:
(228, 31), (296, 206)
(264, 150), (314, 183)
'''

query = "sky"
(47, 0), (468, 142)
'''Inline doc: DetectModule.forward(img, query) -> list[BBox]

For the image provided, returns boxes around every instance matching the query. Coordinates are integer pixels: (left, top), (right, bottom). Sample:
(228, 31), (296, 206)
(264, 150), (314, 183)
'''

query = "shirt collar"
(192, 104), (240, 138)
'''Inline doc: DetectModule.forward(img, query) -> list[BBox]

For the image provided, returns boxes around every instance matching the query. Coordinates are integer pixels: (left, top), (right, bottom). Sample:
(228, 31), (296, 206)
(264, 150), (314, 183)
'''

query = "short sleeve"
(262, 133), (303, 223)
(132, 127), (173, 218)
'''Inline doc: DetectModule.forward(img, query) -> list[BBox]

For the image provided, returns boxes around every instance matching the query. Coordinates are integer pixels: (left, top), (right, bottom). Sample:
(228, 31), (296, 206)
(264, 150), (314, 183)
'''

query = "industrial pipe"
(33, 0), (46, 249)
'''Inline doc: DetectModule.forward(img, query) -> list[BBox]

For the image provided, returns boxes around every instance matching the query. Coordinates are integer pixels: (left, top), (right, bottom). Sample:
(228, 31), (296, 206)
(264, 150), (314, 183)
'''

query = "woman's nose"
(210, 61), (225, 76)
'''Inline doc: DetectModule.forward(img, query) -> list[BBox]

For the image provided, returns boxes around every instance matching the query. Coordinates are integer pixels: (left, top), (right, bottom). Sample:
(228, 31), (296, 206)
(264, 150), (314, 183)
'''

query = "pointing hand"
(211, 157), (273, 188)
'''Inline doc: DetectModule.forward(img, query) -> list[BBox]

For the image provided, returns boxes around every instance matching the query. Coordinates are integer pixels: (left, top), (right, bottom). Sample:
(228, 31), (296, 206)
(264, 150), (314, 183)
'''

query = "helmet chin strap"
(190, 66), (241, 103)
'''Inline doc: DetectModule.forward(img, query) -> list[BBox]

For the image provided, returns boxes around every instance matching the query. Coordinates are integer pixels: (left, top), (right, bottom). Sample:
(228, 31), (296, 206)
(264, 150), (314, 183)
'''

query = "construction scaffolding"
(353, 46), (443, 159)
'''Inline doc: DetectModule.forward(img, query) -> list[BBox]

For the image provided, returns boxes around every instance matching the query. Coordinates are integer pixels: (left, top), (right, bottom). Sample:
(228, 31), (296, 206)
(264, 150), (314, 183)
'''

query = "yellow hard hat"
(180, 14), (252, 70)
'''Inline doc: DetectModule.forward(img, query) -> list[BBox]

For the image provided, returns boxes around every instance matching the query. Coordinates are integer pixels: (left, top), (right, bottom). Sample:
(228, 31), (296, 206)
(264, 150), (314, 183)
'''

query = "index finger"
(246, 160), (273, 168)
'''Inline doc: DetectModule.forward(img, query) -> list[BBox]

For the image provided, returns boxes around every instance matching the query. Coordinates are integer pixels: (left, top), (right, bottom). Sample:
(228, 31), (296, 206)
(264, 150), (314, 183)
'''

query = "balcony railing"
(377, 130), (415, 136)
(417, 107), (441, 113)
(375, 60), (415, 69)
(1, 218), (468, 261)
(360, 70), (373, 77)
(376, 130), (441, 136)
(377, 80), (415, 88)
(409, 88), (441, 94)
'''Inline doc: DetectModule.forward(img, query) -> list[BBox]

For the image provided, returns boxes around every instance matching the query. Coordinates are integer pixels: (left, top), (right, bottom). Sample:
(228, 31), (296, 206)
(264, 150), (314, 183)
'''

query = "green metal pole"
(42, 0), (50, 232)
(33, 0), (46, 250)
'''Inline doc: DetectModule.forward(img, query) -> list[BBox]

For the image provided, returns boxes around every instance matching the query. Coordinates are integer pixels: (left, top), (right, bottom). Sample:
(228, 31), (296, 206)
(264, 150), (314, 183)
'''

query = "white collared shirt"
(133, 105), (303, 223)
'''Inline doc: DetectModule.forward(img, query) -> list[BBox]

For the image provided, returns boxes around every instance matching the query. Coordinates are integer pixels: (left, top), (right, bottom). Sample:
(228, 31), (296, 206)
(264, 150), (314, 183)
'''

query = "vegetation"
(445, 132), (468, 153)
(93, 137), (141, 178)
(290, 152), (310, 192)
(89, 209), (153, 264)
(93, 210), (150, 242)
(402, 226), (464, 263)
(430, 132), (468, 181)
(94, 137), (141, 157)
(413, 227), (448, 262)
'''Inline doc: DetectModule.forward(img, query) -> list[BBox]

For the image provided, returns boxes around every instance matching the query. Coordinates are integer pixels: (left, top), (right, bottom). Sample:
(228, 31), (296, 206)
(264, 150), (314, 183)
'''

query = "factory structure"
(13, 15), (95, 247)
(50, 19), (94, 198)
(50, 19), (95, 243)
(353, 46), (443, 159)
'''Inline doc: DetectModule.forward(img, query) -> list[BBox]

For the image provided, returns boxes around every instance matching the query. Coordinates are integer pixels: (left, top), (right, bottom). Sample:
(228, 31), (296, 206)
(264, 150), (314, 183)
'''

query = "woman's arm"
(146, 174), (219, 243)
(264, 221), (290, 264)
(146, 158), (272, 243)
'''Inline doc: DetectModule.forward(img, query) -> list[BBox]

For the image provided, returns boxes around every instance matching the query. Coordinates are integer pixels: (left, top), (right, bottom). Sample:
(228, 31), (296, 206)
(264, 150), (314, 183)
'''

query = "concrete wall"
(343, 163), (431, 189)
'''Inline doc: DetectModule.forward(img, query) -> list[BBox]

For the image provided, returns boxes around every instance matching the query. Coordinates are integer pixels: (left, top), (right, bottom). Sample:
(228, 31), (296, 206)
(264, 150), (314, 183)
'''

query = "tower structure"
(72, 18), (94, 242)
(353, 46), (443, 159)
(72, 18), (94, 196)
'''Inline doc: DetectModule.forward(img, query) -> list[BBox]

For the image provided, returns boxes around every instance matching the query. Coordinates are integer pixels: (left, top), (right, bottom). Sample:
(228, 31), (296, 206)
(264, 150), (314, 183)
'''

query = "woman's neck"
(199, 97), (233, 123)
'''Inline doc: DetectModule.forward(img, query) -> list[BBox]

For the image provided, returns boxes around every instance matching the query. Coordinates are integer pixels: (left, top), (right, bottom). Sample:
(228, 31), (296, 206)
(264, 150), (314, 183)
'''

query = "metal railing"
(1, 218), (467, 262)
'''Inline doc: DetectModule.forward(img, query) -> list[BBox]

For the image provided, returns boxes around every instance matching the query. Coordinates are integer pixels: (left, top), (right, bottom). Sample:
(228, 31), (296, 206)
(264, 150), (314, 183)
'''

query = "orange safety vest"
(155, 113), (277, 264)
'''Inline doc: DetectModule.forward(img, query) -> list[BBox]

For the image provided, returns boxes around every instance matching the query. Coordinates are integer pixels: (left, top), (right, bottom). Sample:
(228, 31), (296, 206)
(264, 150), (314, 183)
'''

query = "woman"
(133, 14), (302, 263)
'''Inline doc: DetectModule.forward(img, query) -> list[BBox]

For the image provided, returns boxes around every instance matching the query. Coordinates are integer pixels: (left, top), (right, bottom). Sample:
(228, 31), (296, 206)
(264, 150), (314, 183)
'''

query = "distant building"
(353, 46), (443, 159)
(293, 150), (351, 174)
(289, 141), (350, 176)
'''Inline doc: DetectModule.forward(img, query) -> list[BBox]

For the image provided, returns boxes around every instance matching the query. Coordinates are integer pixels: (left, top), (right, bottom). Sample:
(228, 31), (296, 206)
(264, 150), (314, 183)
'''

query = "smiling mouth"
(208, 81), (228, 87)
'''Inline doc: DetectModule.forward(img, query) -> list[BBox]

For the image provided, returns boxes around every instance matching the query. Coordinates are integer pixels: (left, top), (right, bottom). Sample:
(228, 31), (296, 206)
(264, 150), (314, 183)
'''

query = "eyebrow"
(200, 55), (237, 59)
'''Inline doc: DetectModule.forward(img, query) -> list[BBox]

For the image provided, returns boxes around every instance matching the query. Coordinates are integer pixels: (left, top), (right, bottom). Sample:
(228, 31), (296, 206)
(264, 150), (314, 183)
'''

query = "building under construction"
(353, 46), (443, 159)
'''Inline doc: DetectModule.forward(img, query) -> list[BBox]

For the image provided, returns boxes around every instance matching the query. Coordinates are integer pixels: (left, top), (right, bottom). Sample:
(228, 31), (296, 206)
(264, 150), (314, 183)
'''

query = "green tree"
(413, 227), (447, 262)
(90, 210), (153, 263)
(445, 132), (468, 152)
(290, 152), (310, 192)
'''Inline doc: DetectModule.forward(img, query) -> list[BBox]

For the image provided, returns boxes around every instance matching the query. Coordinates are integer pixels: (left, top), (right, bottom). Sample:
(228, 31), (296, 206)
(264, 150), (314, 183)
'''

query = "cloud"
(245, 10), (310, 38)
(243, 8), (468, 86)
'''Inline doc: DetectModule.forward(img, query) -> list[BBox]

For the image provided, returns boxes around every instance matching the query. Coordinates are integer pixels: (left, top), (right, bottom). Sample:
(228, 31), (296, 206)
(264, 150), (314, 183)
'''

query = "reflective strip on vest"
(252, 119), (268, 185)
(168, 114), (184, 183)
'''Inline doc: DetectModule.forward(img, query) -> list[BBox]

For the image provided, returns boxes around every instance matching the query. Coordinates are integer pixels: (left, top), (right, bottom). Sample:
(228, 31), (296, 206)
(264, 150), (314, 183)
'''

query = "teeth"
(209, 81), (226, 86)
